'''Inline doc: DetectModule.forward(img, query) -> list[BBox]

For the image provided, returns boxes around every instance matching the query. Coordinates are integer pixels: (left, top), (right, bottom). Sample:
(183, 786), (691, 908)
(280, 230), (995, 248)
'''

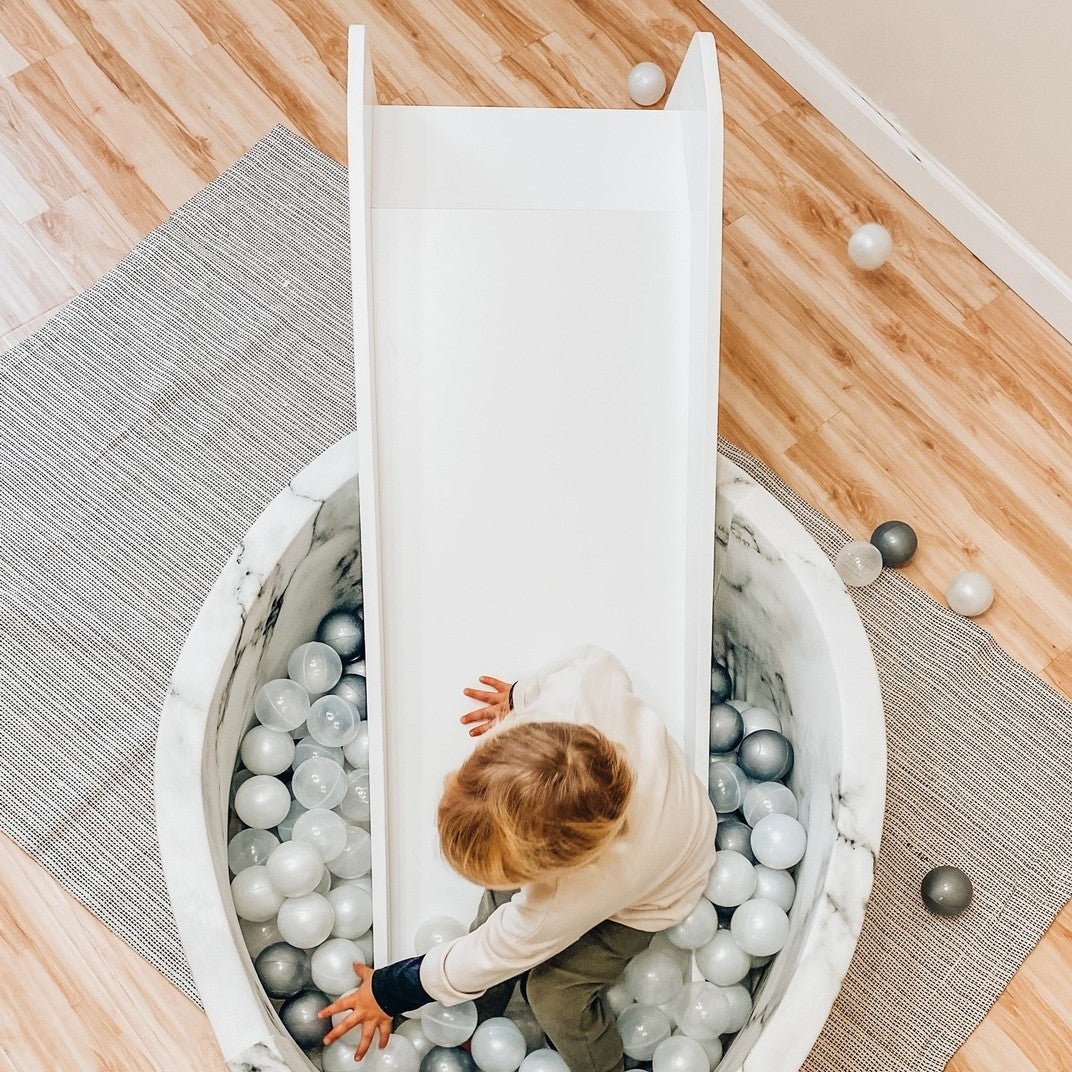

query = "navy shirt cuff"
(370, 955), (432, 1016)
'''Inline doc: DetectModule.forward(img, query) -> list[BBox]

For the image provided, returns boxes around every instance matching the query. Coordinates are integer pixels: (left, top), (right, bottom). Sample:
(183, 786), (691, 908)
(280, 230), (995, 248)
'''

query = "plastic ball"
(623, 949), (685, 1006)
(617, 1004), (672, 1060)
(235, 773), (292, 829)
(671, 982), (730, 1041)
(415, 916), (467, 954)
(289, 641), (344, 696)
(720, 984), (752, 1032)
(255, 941), (311, 999)
(750, 813), (807, 869)
(653, 1034), (708, 1072)
(293, 807), (349, 861)
(323, 1041), (358, 1072)
(338, 769), (373, 823)
(707, 759), (748, 812)
(921, 865), (973, 916)
(277, 799), (308, 841)
(294, 738), (346, 771)
(267, 839), (325, 898)
(737, 730), (794, 782)
(694, 930), (750, 987)
(396, 1019), (436, 1062)
(673, 1030), (722, 1072)
(231, 865), (285, 922)
(715, 820), (754, 862)
(326, 824), (372, 879)
(664, 898), (719, 950)
(753, 864), (797, 912)
(743, 782), (799, 826)
(277, 892), (335, 948)
(730, 898), (790, 956)
(708, 704), (744, 753)
(281, 988), (331, 1050)
(710, 664), (731, 704)
(293, 756), (348, 810)
(241, 916), (282, 958)
(603, 979), (635, 1017)
(255, 678), (311, 731)
(725, 698), (752, 713)
(327, 883), (374, 938)
(317, 608), (365, 661)
(847, 223), (893, 270)
(343, 723), (371, 769)
(332, 673), (368, 718)
(703, 849), (756, 907)
(228, 827), (279, 873)
(870, 520), (918, 567)
(421, 1001), (479, 1047)
(421, 1047), (478, 1072)
(241, 724), (296, 775)
(354, 927), (374, 966)
(311, 937), (363, 995)
(314, 869), (332, 895)
(627, 61), (666, 106)
(740, 706), (781, 736)
(471, 1017), (526, 1072)
(358, 1035), (421, 1072)
(518, 1050), (569, 1072)
(945, 571), (994, 616)
(835, 540), (883, 587)
(308, 695), (360, 747)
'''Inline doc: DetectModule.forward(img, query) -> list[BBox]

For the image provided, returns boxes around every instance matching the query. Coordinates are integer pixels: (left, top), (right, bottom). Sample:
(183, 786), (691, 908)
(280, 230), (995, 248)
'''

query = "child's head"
(438, 721), (634, 889)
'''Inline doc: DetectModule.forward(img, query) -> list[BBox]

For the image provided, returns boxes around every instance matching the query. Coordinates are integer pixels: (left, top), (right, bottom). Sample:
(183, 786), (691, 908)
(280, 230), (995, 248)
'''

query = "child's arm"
(511, 644), (634, 718)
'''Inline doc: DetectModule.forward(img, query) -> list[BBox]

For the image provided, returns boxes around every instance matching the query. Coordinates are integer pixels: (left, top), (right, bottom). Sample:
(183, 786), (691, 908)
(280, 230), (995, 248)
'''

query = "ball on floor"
(848, 223), (893, 270)
(945, 570), (994, 616)
(627, 61), (666, 106)
(921, 865), (973, 917)
(870, 520), (918, 567)
(835, 540), (883, 587)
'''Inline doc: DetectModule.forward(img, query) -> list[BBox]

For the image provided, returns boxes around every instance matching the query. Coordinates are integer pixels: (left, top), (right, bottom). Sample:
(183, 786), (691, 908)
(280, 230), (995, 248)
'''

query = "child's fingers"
(319, 995), (354, 1019)
(460, 708), (494, 724)
(463, 687), (499, 704)
(322, 1012), (358, 1046)
(356, 1020), (378, 1060)
(479, 676), (510, 690)
(378, 1022), (392, 1049)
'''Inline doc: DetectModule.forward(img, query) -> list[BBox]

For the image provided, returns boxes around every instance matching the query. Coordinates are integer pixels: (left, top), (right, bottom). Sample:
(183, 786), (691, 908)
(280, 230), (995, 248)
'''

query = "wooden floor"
(1, 1), (1070, 1069)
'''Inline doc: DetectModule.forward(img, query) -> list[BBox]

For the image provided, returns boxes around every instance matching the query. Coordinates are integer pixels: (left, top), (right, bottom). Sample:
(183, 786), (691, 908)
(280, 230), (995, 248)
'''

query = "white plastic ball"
(730, 898), (790, 957)
(331, 1000), (364, 1046)
(703, 850), (757, 907)
(356, 1034), (420, 1072)
(293, 756), (348, 810)
(266, 839), (325, 898)
(228, 827), (279, 873)
(627, 61), (666, 107)
(740, 707), (781, 736)
(725, 699), (752, 713)
(946, 570), (994, 616)
(325, 824), (373, 879)
(338, 769), (372, 823)
(415, 915), (467, 954)
(234, 774), (291, 829)
(240, 916), (282, 958)
(241, 724), (296, 775)
(653, 1034), (709, 1072)
(343, 723), (370, 769)
(835, 541), (883, 587)
(327, 884), (374, 939)
(671, 982), (731, 1041)
(293, 807), (349, 861)
(664, 898), (718, 950)
(311, 937), (364, 995)
(519, 1050), (569, 1072)
(743, 782), (799, 826)
(604, 979), (636, 1017)
(471, 1016), (527, 1072)
(673, 1031), (722, 1072)
(309, 695), (360, 747)
(753, 864), (797, 912)
(646, 931), (692, 978)
(707, 759), (749, 813)
(695, 930), (750, 987)
(394, 1018), (436, 1061)
(848, 222), (893, 270)
(617, 1004), (671, 1060)
(277, 892), (335, 948)
(623, 949), (685, 1006)
(289, 641), (344, 696)
(323, 1042), (357, 1072)
(254, 678), (311, 731)
(337, 874), (374, 896)
(314, 869), (332, 896)
(293, 738), (345, 770)
(277, 799), (307, 841)
(720, 984), (752, 1033)
(231, 865), (285, 922)
(354, 927), (374, 966)
(750, 813), (807, 869)
(421, 1000), (478, 1046)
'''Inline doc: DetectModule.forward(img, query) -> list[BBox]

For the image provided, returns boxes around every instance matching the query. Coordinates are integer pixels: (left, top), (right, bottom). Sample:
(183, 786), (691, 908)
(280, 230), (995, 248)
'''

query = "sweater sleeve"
(510, 645), (634, 718)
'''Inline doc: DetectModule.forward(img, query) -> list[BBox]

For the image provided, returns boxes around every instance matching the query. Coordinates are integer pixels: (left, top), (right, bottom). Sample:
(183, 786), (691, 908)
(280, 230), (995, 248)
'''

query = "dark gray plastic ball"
(317, 608), (365, 661)
(921, 865), (973, 917)
(280, 988), (331, 1050)
(331, 673), (368, 719)
(711, 663), (732, 705)
(716, 819), (754, 861)
(255, 941), (312, 999)
(710, 703), (744, 753)
(737, 729), (794, 781)
(421, 1047), (478, 1072)
(870, 520), (918, 567)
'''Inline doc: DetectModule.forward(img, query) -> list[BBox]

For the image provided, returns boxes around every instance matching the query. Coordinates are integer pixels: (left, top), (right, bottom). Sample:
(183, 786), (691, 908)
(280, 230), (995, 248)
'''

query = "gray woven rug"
(1, 126), (1069, 1072)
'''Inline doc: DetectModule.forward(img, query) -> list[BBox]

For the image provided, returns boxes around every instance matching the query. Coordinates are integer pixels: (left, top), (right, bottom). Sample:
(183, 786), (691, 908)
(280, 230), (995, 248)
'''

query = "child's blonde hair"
(438, 721), (634, 889)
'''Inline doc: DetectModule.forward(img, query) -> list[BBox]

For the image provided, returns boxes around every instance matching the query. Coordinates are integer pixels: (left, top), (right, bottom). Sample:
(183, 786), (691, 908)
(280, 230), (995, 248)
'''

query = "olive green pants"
(471, 890), (650, 1072)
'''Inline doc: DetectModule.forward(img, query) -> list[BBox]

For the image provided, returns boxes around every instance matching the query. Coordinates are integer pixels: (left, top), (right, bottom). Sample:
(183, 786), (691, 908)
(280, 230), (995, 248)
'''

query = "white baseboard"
(704, 0), (1072, 344)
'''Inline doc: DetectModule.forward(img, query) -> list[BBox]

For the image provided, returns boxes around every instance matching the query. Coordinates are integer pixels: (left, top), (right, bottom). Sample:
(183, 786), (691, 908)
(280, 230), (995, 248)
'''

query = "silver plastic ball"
(921, 866), (973, 917)
(317, 609), (365, 661)
(280, 988), (331, 1050)
(420, 1047), (478, 1072)
(255, 941), (312, 999)
(737, 730), (794, 782)
(331, 674), (368, 719)
(710, 664), (731, 705)
(709, 703), (744, 753)
(715, 819), (754, 862)
(870, 520), (918, 567)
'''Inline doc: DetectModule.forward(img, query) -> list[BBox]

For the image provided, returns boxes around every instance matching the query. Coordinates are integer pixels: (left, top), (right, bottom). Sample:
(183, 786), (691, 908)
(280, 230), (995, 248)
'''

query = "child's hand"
(318, 964), (391, 1055)
(461, 676), (513, 737)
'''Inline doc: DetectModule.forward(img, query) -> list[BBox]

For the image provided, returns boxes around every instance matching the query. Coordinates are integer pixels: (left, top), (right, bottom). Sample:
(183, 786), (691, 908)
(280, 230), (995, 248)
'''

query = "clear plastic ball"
(664, 898), (718, 951)
(730, 898), (790, 956)
(241, 916), (282, 958)
(707, 759), (748, 813)
(753, 864), (797, 912)
(415, 915), (467, 954)
(394, 1018), (436, 1061)
(293, 807), (348, 861)
(623, 949), (685, 1006)
(356, 1034), (420, 1072)
(471, 1016), (527, 1072)
(671, 982), (731, 1041)
(603, 979), (635, 1017)
(694, 930), (750, 986)
(421, 1000), (479, 1047)
(293, 756), (348, 810)
(327, 884), (374, 938)
(277, 799), (308, 841)
(519, 1050), (569, 1072)
(720, 984), (752, 1033)
(673, 1031), (721, 1072)
(241, 724), (296, 775)
(235, 774), (292, 829)
(743, 782), (799, 826)
(945, 570), (994, 616)
(652, 1034), (709, 1072)
(847, 222), (893, 270)
(835, 541), (883, 587)
(311, 937), (363, 995)
(277, 892), (335, 949)
(228, 828), (280, 874)
(617, 1004), (672, 1060)
(293, 738), (345, 770)
(343, 723), (370, 769)
(308, 695), (360, 747)
(254, 678), (311, 732)
(267, 839), (325, 898)
(231, 864), (285, 922)
(323, 1042), (357, 1072)
(289, 641), (344, 696)
(338, 769), (372, 823)
(325, 825), (373, 879)
(703, 850), (757, 907)
(741, 707), (781, 736)
(750, 813), (807, 869)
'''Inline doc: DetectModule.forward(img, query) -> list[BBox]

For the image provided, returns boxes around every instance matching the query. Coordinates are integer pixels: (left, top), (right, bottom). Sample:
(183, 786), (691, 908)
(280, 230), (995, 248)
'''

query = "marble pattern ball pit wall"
(156, 439), (885, 1072)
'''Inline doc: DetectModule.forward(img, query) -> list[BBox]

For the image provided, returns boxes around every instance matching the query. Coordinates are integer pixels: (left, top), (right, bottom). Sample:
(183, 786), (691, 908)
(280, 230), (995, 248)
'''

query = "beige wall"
(764, 0), (1072, 277)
